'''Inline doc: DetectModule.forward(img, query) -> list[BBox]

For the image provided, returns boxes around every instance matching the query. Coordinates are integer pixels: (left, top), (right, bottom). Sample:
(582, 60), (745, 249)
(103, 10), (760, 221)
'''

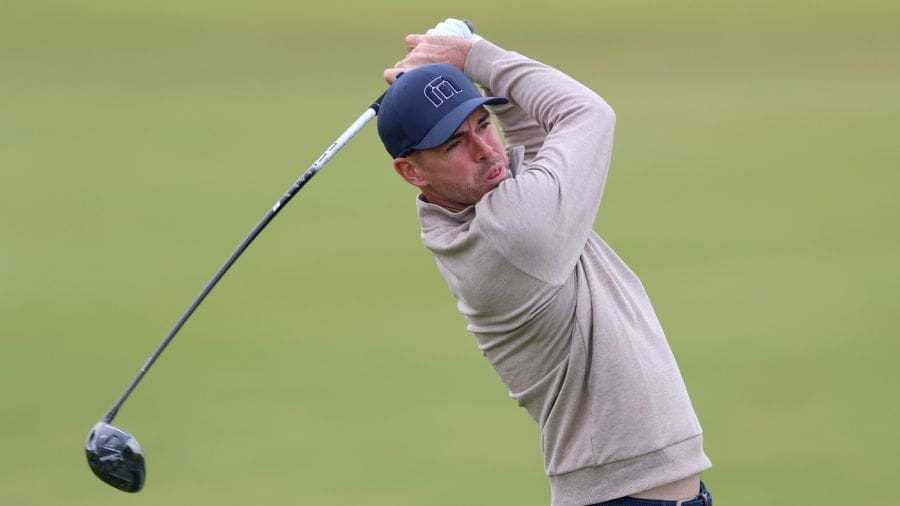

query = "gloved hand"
(426, 18), (482, 40)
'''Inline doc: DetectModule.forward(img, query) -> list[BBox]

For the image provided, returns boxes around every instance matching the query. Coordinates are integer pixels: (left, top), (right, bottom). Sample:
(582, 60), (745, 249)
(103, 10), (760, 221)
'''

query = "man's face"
(393, 107), (509, 212)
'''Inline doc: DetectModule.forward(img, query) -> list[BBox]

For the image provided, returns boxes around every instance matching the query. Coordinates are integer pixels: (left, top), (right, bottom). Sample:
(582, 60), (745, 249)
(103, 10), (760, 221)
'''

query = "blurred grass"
(2, 1), (899, 504)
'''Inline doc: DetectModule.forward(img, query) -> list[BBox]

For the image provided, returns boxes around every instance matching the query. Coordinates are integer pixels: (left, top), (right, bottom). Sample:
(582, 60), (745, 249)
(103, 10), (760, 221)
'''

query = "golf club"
(85, 18), (477, 493)
(85, 94), (384, 493)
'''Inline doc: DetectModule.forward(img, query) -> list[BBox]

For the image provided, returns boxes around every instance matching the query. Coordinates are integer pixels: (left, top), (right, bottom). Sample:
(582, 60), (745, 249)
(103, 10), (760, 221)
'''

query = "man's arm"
(468, 41), (616, 285)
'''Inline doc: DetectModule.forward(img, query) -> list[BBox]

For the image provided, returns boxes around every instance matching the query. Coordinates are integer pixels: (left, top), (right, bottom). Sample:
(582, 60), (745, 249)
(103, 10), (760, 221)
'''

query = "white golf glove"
(426, 18), (482, 40)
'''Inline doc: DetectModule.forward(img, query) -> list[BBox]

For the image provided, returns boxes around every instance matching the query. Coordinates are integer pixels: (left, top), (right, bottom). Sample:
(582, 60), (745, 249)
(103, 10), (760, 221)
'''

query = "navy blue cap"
(377, 63), (508, 158)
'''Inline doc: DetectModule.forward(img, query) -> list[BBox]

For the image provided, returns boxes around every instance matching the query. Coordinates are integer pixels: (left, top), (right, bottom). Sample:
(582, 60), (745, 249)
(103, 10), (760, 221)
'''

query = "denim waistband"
(589, 481), (711, 506)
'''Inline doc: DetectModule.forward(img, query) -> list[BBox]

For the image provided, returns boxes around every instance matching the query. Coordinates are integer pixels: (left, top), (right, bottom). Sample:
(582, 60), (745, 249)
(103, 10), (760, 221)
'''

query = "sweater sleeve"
(464, 41), (616, 286)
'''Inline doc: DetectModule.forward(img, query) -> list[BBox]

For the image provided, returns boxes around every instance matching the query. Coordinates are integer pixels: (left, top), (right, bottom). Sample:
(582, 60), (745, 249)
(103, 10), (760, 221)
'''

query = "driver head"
(85, 421), (145, 492)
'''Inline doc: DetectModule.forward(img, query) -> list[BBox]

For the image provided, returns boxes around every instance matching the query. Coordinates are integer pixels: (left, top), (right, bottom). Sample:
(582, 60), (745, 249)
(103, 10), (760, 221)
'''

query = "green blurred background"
(2, 0), (898, 504)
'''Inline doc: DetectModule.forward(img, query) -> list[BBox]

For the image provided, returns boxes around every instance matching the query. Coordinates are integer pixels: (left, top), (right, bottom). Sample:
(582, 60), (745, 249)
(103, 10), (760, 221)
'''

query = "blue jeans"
(589, 481), (711, 506)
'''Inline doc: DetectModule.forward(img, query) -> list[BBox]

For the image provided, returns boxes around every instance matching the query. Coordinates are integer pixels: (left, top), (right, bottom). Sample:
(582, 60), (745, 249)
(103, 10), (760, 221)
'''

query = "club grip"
(371, 90), (387, 114)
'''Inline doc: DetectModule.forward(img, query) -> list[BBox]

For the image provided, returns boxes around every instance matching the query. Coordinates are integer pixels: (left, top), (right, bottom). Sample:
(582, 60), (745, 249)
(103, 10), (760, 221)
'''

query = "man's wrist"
(463, 39), (504, 86)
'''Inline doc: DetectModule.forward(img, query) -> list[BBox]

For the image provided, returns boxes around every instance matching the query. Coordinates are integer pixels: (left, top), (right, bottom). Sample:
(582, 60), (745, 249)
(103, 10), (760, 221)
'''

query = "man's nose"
(469, 133), (492, 160)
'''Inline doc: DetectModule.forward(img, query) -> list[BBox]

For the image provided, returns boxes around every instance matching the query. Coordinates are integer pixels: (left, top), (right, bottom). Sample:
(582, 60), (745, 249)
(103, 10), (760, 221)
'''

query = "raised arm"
(467, 41), (617, 285)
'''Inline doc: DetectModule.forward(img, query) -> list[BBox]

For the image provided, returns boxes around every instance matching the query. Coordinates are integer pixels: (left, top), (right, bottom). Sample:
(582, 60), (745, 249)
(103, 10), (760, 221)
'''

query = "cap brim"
(412, 96), (509, 153)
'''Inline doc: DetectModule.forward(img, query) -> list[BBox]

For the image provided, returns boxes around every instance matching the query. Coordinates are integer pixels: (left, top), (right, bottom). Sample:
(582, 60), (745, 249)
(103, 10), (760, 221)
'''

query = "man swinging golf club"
(377, 19), (712, 506)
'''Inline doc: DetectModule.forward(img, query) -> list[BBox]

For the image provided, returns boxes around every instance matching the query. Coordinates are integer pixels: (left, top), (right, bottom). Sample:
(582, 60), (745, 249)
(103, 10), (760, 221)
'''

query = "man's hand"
(383, 18), (481, 83)
(383, 34), (476, 84)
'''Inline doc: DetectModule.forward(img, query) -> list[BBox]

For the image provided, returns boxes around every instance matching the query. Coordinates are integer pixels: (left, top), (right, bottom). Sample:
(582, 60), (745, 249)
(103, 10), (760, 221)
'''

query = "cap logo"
(424, 76), (463, 108)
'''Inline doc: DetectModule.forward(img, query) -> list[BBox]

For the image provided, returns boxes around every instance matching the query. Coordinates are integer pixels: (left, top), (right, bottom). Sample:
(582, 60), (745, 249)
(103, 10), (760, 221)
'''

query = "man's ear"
(393, 157), (428, 189)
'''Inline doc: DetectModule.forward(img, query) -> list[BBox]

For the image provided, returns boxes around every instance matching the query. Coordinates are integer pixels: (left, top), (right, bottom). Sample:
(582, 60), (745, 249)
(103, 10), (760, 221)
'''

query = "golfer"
(377, 23), (712, 506)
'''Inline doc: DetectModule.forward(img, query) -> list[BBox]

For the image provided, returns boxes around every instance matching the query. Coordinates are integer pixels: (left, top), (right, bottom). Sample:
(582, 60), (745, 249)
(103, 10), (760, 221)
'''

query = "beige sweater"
(415, 40), (711, 505)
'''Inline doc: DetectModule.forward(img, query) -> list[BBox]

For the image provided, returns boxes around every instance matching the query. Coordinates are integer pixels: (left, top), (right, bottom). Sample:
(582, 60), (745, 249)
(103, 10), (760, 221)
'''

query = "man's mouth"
(486, 166), (505, 183)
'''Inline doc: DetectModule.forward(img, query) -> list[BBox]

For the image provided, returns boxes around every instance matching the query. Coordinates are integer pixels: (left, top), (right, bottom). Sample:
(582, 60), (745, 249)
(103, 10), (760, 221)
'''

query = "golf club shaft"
(103, 94), (385, 424)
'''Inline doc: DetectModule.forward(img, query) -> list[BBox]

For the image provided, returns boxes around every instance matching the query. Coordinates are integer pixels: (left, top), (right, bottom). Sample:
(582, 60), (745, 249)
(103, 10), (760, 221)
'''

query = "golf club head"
(85, 421), (145, 492)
